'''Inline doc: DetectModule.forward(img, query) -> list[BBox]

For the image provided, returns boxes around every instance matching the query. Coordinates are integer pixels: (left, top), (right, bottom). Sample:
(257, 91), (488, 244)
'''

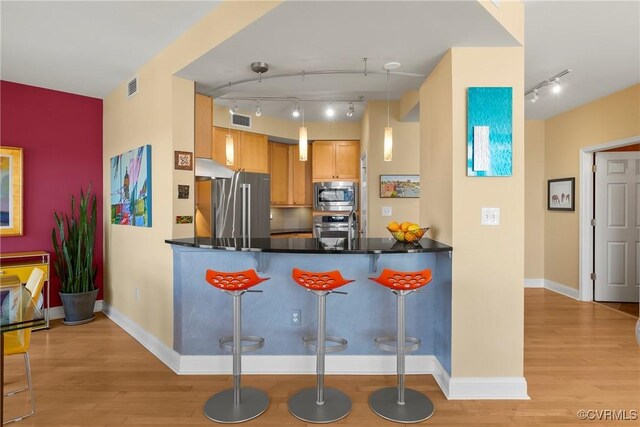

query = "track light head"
(551, 77), (562, 94)
(326, 104), (335, 118)
(229, 99), (238, 115)
(292, 104), (301, 118)
(530, 89), (539, 103)
(255, 101), (262, 116)
(346, 102), (354, 117)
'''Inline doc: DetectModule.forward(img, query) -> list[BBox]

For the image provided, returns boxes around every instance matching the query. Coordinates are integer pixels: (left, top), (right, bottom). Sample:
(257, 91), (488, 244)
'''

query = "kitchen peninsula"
(166, 236), (452, 378)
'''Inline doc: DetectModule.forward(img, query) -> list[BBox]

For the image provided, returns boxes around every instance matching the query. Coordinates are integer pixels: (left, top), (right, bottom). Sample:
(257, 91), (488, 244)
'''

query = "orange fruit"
(400, 221), (412, 232)
(387, 221), (400, 232)
(404, 232), (418, 243)
(414, 228), (425, 239)
(392, 230), (405, 242)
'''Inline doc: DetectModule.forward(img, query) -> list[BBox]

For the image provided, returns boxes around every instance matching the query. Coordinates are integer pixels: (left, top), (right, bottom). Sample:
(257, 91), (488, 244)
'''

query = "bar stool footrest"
(374, 336), (421, 353)
(303, 335), (348, 353)
(219, 335), (265, 353)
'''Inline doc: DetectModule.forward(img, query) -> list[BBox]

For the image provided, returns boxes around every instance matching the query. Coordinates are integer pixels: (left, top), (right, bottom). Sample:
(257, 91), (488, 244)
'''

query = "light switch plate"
(382, 206), (392, 217)
(481, 207), (500, 225)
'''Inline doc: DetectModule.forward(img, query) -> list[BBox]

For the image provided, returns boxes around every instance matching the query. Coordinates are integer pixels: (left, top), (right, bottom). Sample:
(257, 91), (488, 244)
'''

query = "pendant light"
(383, 62), (400, 162)
(226, 102), (234, 166)
(299, 105), (308, 161)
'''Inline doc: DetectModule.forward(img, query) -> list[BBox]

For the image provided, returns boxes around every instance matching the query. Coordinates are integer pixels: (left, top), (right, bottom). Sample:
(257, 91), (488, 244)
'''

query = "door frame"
(579, 135), (640, 301)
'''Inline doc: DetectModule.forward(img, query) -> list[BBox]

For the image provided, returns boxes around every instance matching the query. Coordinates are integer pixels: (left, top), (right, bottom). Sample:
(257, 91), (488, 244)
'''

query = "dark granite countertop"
(165, 237), (452, 254)
(269, 228), (313, 235)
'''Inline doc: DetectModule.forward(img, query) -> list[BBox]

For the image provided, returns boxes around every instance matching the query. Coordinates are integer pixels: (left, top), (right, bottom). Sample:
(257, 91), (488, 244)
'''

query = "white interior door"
(594, 152), (639, 302)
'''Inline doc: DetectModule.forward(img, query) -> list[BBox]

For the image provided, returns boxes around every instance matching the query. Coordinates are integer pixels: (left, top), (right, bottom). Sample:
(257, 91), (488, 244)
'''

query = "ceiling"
(1, 1), (638, 121)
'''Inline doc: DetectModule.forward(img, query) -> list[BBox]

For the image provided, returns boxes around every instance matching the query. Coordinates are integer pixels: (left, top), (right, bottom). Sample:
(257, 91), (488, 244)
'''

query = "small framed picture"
(174, 151), (193, 171)
(177, 185), (190, 199)
(380, 175), (420, 198)
(548, 177), (575, 211)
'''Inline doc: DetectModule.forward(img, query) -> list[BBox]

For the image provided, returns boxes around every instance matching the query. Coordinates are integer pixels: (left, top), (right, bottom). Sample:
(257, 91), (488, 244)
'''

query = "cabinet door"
(270, 142), (289, 205)
(312, 141), (336, 180)
(290, 144), (312, 205)
(194, 94), (212, 158)
(240, 132), (269, 173)
(213, 127), (240, 169)
(335, 141), (360, 180)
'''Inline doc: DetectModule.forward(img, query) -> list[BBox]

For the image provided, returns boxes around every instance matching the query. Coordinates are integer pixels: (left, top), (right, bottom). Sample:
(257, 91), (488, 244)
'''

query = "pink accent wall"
(1, 81), (103, 307)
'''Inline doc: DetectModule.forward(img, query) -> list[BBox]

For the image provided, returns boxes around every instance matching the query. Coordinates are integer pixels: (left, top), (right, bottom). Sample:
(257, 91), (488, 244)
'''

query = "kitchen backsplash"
(270, 207), (312, 231)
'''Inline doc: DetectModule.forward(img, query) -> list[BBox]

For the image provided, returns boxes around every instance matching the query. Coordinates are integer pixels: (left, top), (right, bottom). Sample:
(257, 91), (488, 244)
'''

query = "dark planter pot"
(59, 289), (99, 325)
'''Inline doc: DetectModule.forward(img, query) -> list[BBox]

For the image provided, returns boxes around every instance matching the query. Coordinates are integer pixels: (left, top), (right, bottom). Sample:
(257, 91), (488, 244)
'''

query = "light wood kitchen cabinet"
(269, 142), (313, 206)
(312, 140), (360, 181)
(194, 94), (213, 158)
(212, 127), (268, 173)
(270, 142), (289, 205)
(290, 144), (313, 205)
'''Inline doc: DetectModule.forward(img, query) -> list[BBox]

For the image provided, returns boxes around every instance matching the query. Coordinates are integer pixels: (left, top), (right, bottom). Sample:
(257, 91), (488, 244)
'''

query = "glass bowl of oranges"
(386, 221), (429, 243)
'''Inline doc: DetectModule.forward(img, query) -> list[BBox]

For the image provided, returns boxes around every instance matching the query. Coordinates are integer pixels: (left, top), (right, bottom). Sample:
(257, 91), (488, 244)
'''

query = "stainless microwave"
(313, 182), (358, 212)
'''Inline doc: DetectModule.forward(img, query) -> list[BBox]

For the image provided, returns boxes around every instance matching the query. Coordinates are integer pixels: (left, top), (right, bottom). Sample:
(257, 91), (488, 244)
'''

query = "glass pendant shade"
(383, 127), (393, 162)
(225, 134), (234, 165)
(299, 126), (308, 161)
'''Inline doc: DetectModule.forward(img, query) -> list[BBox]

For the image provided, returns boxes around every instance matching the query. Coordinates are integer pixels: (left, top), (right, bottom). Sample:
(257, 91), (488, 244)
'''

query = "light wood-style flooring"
(3, 289), (639, 426)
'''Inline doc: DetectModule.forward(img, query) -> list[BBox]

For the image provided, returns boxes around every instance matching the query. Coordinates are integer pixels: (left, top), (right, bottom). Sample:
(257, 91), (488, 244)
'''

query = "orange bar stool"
(368, 268), (435, 423)
(288, 268), (354, 423)
(203, 269), (269, 424)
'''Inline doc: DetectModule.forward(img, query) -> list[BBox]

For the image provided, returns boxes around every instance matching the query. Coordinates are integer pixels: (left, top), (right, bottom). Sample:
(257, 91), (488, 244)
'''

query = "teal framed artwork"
(467, 87), (513, 177)
(110, 145), (152, 226)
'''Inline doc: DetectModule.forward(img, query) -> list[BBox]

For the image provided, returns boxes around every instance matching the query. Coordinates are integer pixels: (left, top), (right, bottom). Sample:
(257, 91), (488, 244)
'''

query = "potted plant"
(51, 185), (98, 325)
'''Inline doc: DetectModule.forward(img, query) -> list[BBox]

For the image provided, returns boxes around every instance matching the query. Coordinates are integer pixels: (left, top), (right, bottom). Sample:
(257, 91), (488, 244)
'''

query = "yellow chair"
(3, 267), (45, 425)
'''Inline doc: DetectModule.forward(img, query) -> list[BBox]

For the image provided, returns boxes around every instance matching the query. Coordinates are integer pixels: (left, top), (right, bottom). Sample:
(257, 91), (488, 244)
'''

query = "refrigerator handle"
(247, 184), (251, 239)
(241, 184), (247, 239)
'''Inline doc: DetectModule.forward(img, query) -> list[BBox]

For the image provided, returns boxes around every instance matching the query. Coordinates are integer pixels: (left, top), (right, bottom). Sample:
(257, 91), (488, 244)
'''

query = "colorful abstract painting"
(467, 87), (513, 177)
(0, 146), (23, 236)
(110, 145), (152, 226)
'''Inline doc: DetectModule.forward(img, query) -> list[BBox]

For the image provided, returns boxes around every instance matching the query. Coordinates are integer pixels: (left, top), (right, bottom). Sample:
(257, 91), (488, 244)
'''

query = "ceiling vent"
(127, 75), (138, 98)
(232, 113), (251, 129)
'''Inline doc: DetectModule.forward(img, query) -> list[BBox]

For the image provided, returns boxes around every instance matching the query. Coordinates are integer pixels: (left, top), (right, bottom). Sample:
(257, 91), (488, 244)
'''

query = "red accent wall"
(1, 81), (103, 307)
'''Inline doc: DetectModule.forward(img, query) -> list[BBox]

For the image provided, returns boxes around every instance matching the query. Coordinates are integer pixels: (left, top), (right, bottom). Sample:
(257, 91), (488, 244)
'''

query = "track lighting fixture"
(525, 69), (570, 103)
(229, 99), (238, 115)
(255, 100), (262, 116)
(346, 102), (354, 117)
(292, 104), (301, 118)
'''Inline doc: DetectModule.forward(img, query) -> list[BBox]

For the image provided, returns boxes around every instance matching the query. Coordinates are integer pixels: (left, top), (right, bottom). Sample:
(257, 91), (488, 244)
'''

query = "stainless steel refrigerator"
(206, 171), (270, 239)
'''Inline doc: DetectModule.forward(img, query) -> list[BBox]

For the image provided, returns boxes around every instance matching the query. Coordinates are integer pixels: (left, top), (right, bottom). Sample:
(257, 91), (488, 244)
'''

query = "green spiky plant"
(51, 185), (97, 294)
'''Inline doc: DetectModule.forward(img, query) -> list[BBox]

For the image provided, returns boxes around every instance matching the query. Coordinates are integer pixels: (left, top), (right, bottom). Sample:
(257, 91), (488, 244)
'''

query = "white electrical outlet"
(382, 206), (392, 217)
(481, 208), (500, 226)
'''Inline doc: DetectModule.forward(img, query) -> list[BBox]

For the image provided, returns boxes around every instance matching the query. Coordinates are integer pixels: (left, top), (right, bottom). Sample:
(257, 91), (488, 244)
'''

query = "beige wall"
(103, 1), (282, 347)
(544, 84), (640, 289)
(360, 101), (421, 237)
(524, 121), (545, 279)
(420, 47), (525, 378)
(212, 103), (361, 141)
(477, 0), (524, 46)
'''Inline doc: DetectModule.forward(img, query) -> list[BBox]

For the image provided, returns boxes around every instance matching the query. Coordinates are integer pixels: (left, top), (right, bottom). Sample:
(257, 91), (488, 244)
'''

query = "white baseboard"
(523, 279), (544, 288)
(99, 303), (529, 400)
(543, 279), (580, 300)
(523, 279), (580, 300)
(101, 301), (181, 373)
(448, 377), (529, 400)
(47, 300), (104, 320)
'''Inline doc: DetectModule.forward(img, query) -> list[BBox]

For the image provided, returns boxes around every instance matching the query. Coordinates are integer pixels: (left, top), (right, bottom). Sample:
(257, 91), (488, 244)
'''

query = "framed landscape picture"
(0, 146), (23, 236)
(548, 177), (575, 211)
(380, 175), (420, 198)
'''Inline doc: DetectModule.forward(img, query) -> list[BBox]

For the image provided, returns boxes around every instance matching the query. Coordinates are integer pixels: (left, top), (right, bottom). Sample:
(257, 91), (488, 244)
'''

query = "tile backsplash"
(270, 207), (312, 231)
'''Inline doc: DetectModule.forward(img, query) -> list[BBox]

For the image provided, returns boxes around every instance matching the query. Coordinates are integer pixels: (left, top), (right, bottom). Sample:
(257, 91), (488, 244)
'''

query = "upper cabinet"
(194, 94), (213, 158)
(270, 142), (289, 205)
(212, 126), (269, 173)
(269, 142), (313, 206)
(312, 140), (360, 181)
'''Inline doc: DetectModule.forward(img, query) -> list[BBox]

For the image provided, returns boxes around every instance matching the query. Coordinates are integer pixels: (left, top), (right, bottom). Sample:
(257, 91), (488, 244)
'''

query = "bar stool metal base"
(369, 387), (434, 424)
(288, 387), (352, 424)
(204, 387), (269, 424)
